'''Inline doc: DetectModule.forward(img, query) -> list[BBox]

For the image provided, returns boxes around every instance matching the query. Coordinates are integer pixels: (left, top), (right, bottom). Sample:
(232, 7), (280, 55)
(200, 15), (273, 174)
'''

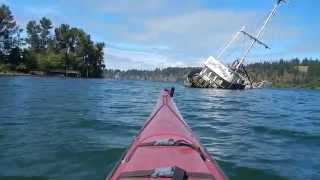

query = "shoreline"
(1, 72), (319, 90)
(0, 71), (105, 79)
(0, 72), (31, 76)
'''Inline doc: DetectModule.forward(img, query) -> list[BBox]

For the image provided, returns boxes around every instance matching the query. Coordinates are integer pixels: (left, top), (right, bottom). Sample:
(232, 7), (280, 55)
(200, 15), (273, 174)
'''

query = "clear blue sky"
(1, 0), (319, 69)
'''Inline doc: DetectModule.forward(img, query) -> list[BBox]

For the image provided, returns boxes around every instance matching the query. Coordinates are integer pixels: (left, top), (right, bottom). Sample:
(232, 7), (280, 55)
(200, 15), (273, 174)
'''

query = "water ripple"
(0, 77), (320, 180)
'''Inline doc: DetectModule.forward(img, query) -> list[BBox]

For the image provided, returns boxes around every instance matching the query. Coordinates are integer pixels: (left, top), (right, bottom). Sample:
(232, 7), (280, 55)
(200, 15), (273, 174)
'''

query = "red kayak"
(107, 89), (227, 180)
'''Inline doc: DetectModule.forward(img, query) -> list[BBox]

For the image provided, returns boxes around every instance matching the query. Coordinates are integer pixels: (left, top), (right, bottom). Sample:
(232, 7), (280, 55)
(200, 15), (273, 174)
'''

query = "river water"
(0, 76), (319, 180)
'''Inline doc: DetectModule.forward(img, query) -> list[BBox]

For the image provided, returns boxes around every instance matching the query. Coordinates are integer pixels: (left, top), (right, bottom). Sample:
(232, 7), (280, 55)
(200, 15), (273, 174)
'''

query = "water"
(0, 76), (319, 180)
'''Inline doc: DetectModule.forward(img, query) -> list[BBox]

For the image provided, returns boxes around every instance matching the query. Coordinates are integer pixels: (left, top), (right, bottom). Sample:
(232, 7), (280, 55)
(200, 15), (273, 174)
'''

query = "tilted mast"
(185, 0), (288, 89)
(217, 26), (245, 60)
(235, 0), (286, 69)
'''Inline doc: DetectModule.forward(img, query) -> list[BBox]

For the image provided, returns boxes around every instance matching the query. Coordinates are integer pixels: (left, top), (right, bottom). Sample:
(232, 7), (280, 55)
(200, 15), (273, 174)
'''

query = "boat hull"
(184, 57), (247, 90)
(107, 90), (227, 180)
(184, 73), (246, 90)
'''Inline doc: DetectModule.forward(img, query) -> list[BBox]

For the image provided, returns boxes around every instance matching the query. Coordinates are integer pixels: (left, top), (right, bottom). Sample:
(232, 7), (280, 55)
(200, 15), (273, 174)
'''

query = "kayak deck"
(107, 89), (227, 180)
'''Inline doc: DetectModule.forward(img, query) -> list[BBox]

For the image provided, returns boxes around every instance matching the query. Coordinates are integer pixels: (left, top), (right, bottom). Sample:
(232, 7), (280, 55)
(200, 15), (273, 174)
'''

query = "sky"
(1, 0), (319, 70)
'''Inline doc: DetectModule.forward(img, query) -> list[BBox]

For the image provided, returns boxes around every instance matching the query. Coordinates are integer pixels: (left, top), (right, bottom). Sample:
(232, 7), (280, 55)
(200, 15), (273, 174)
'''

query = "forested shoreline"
(104, 58), (320, 89)
(0, 4), (105, 78)
(1, 4), (320, 88)
(247, 59), (320, 88)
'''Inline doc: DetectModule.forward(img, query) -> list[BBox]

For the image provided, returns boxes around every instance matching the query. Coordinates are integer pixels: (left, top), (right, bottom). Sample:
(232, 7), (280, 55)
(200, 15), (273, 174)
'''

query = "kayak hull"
(107, 90), (227, 180)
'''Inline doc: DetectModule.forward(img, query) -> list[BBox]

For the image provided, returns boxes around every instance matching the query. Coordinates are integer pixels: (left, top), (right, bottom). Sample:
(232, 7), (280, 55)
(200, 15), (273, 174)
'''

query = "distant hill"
(104, 58), (320, 89)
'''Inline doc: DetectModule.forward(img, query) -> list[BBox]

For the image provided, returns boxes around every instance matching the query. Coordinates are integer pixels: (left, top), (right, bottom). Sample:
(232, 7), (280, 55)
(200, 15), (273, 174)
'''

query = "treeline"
(0, 4), (105, 77)
(104, 58), (320, 88)
(104, 67), (201, 82)
(247, 58), (320, 88)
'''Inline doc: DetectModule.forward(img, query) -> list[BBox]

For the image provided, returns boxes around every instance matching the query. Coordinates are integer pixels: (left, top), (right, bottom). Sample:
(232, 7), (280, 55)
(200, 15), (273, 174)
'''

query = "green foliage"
(22, 50), (38, 70)
(39, 17), (53, 51)
(247, 58), (320, 88)
(0, 4), (105, 77)
(0, 4), (22, 59)
(15, 63), (27, 72)
(104, 67), (199, 81)
(0, 63), (10, 72)
(0, 3), (319, 87)
(53, 24), (105, 77)
(104, 59), (320, 89)
(36, 52), (64, 71)
(26, 20), (41, 51)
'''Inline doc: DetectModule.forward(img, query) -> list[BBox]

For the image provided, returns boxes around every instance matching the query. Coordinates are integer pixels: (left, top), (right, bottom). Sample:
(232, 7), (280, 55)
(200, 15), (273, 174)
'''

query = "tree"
(1, 4), (106, 77)
(54, 24), (79, 74)
(39, 17), (53, 51)
(54, 25), (106, 77)
(26, 20), (41, 52)
(0, 4), (20, 59)
(91, 42), (105, 76)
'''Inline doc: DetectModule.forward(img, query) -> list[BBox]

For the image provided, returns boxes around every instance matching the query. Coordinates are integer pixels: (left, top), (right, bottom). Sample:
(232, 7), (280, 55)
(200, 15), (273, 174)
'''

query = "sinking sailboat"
(185, 0), (286, 89)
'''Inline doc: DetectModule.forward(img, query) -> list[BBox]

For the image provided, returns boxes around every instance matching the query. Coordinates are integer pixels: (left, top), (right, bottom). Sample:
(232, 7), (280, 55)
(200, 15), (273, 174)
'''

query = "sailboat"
(185, 0), (286, 89)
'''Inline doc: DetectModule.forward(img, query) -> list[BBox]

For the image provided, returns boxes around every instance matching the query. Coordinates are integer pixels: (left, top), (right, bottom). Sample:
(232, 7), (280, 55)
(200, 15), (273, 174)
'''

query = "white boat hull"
(185, 57), (248, 89)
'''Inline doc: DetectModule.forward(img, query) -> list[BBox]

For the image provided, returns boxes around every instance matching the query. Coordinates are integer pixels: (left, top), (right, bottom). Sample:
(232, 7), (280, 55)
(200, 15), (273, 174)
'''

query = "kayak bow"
(107, 89), (227, 180)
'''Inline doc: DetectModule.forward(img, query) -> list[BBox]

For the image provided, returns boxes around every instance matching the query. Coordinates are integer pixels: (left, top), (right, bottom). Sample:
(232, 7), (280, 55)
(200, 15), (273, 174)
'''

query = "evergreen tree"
(0, 4), (20, 60)
(26, 20), (41, 52)
(39, 17), (53, 51)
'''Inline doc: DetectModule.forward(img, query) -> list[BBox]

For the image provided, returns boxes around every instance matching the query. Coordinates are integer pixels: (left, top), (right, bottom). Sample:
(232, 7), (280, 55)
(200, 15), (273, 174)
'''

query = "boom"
(236, 0), (286, 69)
